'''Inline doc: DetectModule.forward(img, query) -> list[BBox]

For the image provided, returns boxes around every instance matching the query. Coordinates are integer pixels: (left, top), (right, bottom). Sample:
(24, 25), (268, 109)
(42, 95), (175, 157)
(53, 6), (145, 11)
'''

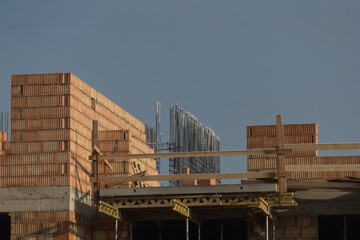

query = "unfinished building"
(0, 72), (359, 240)
(247, 124), (360, 239)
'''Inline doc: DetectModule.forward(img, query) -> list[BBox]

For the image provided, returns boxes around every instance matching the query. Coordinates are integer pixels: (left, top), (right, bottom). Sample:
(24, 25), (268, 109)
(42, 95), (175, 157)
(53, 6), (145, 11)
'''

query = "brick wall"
(11, 211), (91, 240)
(2, 73), (159, 240)
(276, 216), (318, 240)
(6, 73), (158, 191)
(247, 123), (360, 181)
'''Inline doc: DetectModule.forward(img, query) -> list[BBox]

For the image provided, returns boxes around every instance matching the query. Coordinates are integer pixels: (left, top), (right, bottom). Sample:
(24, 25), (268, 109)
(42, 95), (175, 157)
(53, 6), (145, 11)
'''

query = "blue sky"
(1, 1), (360, 178)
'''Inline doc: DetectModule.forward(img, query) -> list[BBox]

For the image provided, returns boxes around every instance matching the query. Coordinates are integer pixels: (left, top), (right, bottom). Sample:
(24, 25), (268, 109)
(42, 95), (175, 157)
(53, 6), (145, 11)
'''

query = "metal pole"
(198, 224), (201, 240)
(115, 219), (118, 240)
(186, 218), (189, 240)
(344, 215), (347, 240)
(158, 220), (162, 240)
(220, 219), (223, 240)
(266, 216), (269, 240)
(130, 225), (133, 240)
(272, 219), (275, 240)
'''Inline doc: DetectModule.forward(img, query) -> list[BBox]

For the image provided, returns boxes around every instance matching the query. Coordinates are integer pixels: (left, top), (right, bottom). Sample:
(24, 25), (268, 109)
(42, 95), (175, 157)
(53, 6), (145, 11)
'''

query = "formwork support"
(220, 218), (224, 240)
(130, 225), (133, 240)
(276, 114), (287, 193)
(198, 224), (201, 240)
(158, 220), (162, 240)
(266, 215), (269, 240)
(272, 219), (276, 240)
(115, 218), (118, 240)
(186, 218), (189, 240)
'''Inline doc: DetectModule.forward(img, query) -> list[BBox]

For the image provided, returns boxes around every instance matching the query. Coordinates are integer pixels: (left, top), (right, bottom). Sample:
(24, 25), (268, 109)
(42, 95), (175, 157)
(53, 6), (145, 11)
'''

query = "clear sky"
(1, 1), (360, 178)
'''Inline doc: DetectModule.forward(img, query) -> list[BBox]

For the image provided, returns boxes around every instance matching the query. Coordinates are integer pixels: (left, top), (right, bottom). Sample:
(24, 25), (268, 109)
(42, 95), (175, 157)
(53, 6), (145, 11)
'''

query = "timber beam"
(91, 172), (274, 183)
(89, 149), (292, 161)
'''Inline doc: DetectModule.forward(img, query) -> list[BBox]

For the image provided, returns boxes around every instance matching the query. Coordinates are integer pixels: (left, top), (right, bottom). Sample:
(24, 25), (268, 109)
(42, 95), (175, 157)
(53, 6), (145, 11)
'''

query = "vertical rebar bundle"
(145, 102), (162, 172)
(169, 104), (220, 186)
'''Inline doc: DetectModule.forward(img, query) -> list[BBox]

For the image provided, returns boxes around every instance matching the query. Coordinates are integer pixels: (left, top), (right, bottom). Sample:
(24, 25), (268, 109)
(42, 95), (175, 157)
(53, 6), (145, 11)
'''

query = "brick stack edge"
(247, 124), (360, 181)
(1, 73), (159, 240)
(247, 124), (360, 240)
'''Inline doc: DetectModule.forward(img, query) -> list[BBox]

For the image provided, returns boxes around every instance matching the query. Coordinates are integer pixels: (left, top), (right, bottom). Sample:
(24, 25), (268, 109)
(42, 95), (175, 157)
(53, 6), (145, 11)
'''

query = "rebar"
(169, 104), (220, 186)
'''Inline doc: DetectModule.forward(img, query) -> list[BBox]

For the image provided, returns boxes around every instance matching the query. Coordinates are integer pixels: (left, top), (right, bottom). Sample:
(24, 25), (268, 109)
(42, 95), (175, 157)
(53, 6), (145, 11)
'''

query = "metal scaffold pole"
(266, 216), (269, 240)
(186, 218), (189, 240)
(115, 218), (118, 240)
(198, 224), (201, 240)
(273, 219), (276, 240)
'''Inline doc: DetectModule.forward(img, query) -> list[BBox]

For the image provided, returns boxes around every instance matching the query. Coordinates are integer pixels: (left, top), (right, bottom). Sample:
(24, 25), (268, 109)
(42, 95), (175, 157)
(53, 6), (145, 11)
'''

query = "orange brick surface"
(5, 72), (158, 239)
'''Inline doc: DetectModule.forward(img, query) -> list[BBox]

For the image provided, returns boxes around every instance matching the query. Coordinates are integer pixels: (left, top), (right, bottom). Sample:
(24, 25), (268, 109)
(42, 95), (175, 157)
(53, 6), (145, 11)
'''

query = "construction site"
(0, 72), (360, 240)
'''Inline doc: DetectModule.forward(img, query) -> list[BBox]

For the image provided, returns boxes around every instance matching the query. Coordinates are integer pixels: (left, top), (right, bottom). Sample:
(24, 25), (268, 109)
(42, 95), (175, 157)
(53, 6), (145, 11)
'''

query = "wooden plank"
(276, 114), (285, 149)
(106, 171), (146, 188)
(288, 182), (360, 191)
(93, 145), (113, 171)
(89, 149), (292, 161)
(286, 164), (360, 172)
(91, 172), (273, 183)
(92, 120), (98, 149)
(285, 143), (360, 151)
(276, 114), (287, 193)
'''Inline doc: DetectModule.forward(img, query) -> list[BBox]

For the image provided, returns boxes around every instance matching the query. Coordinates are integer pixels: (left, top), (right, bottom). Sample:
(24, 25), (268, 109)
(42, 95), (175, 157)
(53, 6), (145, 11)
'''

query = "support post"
(220, 218), (224, 240)
(96, 153), (100, 198)
(158, 220), (162, 240)
(276, 114), (287, 193)
(130, 225), (133, 240)
(186, 218), (189, 240)
(272, 219), (275, 240)
(266, 216), (269, 240)
(344, 215), (347, 240)
(92, 121), (100, 198)
(115, 218), (118, 240)
(198, 224), (201, 240)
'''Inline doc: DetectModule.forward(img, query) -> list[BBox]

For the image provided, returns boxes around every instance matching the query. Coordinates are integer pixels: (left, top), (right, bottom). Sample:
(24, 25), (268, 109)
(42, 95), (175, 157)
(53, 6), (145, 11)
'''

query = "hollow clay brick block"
(98, 130), (131, 141)
(198, 179), (216, 186)
(12, 73), (70, 85)
(22, 107), (70, 119)
(0, 131), (7, 141)
(181, 167), (197, 186)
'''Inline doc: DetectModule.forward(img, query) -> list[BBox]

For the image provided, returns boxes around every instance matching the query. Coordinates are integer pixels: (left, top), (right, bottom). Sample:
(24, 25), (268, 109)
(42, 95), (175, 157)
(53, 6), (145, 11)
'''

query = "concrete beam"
(279, 191), (360, 215)
(0, 186), (96, 218)
(100, 184), (278, 197)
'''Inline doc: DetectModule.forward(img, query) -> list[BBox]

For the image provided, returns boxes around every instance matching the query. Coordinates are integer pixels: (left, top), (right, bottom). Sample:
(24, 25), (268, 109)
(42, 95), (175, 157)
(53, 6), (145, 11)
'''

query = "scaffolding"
(169, 104), (220, 186)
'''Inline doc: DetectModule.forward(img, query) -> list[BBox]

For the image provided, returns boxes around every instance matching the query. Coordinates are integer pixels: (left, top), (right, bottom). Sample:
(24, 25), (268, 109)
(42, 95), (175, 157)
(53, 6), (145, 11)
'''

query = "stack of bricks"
(247, 123), (360, 181)
(275, 216), (318, 240)
(97, 129), (158, 188)
(247, 124), (318, 181)
(91, 219), (131, 240)
(0, 73), (159, 240)
(11, 211), (91, 240)
(0, 131), (9, 155)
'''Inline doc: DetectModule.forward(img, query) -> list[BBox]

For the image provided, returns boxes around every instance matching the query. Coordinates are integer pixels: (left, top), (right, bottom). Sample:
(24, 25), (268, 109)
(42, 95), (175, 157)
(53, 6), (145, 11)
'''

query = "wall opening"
(319, 215), (344, 240)
(133, 218), (247, 240)
(0, 213), (10, 240)
(319, 215), (360, 240)
(346, 215), (360, 240)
